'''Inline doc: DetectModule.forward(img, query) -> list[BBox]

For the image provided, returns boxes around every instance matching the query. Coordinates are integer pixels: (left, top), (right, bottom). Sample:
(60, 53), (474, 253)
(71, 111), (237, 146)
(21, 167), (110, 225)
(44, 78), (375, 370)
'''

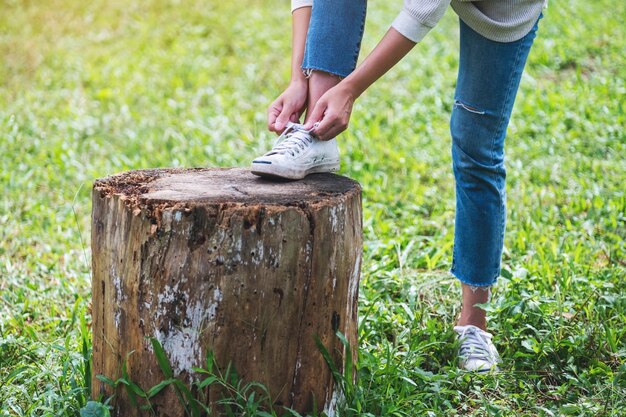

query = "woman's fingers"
(268, 82), (309, 134)
(269, 101), (307, 133)
(268, 101), (298, 133)
(304, 84), (354, 140)
(315, 115), (350, 141)
(322, 119), (349, 141)
(311, 113), (337, 140)
(316, 122), (338, 141)
(306, 106), (349, 141)
(304, 101), (326, 132)
(289, 113), (300, 123)
(267, 101), (283, 133)
(274, 105), (297, 133)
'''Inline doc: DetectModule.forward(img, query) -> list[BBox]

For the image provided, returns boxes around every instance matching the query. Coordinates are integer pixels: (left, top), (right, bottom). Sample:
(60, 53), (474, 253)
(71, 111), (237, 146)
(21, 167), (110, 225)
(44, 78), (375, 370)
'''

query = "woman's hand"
(304, 28), (416, 140)
(267, 79), (308, 134)
(303, 83), (356, 141)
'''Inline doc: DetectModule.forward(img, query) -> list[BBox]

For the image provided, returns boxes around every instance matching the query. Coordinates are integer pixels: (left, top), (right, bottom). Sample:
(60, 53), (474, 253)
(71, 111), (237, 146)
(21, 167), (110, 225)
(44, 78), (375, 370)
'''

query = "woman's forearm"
(342, 27), (416, 98)
(302, 28), (417, 138)
(267, 6), (311, 132)
(290, 7), (312, 84)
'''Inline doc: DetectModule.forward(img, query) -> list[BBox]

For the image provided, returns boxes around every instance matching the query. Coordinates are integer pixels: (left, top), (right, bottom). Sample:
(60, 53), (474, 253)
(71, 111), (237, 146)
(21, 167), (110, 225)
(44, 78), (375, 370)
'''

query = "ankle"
(457, 315), (487, 331)
(458, 283), (491, 331)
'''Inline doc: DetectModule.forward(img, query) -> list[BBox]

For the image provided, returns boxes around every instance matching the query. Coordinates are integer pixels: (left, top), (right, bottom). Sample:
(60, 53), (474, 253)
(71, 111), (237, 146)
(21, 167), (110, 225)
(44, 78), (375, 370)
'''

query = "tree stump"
(91, 168), (362, 416)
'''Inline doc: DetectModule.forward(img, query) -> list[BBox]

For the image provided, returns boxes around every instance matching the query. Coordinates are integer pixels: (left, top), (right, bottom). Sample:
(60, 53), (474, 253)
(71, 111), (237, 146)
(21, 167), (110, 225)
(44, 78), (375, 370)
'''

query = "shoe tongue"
(455, 325), (493, 338)
(265, 127), (312, 156)
(289, 130), (312, 143)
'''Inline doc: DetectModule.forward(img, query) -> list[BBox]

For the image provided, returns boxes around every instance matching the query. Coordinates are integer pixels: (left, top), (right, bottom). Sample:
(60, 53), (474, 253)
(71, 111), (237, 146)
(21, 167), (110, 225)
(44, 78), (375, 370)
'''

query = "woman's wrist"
(340, 77), (364, 100)
(290, 74), (308, 88)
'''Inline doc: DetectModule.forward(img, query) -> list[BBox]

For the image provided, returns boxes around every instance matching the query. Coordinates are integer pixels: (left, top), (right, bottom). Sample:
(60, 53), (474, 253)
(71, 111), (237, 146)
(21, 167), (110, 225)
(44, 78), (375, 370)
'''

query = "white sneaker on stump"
(454, 325), (501, 372)
(251, 122), (340, 180)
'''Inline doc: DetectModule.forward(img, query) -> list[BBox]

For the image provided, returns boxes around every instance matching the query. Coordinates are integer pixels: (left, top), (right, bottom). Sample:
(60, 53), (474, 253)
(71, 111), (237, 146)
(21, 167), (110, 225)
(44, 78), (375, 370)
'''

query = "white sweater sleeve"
(391, 0), (451, 43)
(291, 0), (313, 12)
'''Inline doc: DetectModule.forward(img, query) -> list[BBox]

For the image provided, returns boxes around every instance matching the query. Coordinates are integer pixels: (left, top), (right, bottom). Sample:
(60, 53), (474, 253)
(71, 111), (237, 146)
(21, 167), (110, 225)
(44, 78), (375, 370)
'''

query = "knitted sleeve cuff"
(291, 0), (313, 12)
(391, 8), (434, 43)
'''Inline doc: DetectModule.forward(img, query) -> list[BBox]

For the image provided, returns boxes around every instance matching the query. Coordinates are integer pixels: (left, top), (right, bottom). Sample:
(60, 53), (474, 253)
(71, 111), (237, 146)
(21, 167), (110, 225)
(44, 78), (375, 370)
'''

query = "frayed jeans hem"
(450, 268), (498, 287)
(301, 66), (349, 80)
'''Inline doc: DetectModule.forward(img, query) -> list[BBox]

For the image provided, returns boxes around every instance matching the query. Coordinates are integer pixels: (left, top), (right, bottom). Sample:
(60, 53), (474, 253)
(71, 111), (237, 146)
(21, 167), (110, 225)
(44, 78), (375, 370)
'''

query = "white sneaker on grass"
(454, 325), (501, 372)
(251, 122), (340, 180)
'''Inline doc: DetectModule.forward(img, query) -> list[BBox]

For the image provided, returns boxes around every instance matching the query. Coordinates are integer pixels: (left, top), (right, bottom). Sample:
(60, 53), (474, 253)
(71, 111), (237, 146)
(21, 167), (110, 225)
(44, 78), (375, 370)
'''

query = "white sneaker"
(251, 122), (340, 180)
(454, 325), (501, 372)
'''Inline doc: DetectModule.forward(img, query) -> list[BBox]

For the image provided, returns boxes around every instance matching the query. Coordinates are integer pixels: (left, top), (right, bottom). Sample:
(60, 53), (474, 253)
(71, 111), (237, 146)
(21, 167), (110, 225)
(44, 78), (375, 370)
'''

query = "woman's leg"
(305, 72), (342, 124)
(450, 17), (541, 329)
(302, 0), (367, 123)
(253, 0), (367, 179)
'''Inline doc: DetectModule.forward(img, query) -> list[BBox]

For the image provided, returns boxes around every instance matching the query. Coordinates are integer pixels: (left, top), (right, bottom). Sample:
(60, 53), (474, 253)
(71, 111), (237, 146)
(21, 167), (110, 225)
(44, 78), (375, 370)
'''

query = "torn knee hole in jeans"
(454, 99), (486, 115)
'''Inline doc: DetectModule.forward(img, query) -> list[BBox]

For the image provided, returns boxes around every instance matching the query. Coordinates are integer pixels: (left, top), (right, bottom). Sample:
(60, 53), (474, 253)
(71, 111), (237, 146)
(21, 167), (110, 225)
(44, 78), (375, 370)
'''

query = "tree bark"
(91, 167), (362, 416)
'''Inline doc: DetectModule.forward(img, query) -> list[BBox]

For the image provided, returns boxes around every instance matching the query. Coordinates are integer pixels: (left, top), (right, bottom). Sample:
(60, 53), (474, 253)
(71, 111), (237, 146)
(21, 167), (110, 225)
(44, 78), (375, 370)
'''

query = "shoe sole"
(458, 361), (500, 373)
(250, 161), (340, 180)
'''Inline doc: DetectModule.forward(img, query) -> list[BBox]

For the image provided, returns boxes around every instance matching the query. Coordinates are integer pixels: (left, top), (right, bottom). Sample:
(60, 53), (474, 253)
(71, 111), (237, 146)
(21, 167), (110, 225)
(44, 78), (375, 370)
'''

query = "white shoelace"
(455, 326), (498, 364)
(265, 122), (317, 158)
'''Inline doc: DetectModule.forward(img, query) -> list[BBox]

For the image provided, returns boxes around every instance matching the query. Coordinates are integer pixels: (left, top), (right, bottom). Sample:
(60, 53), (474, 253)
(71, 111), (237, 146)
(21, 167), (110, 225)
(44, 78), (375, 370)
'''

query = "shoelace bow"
(265, 122), (316, 157)
(457, 327), (495, 362)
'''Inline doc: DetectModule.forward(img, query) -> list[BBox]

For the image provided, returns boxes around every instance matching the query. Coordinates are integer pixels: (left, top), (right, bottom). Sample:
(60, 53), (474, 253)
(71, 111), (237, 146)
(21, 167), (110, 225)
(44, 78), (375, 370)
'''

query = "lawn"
(1, 0), (625, 415)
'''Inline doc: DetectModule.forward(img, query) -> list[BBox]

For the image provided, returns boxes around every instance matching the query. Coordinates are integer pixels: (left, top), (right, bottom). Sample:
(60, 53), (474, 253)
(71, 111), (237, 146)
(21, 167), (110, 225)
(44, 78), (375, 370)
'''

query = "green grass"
(1, 0), (625, 415)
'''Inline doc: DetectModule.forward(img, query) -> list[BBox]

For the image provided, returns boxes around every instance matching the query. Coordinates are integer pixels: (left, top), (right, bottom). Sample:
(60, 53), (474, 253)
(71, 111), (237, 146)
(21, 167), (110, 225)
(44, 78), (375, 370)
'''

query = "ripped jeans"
(302, 0), (540, 286)
(450, 17), (540, 286)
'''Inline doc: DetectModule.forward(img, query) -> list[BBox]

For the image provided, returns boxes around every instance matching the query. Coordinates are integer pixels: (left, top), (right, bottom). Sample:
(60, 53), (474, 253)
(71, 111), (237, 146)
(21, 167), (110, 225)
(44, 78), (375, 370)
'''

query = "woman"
(251, 0), (545, 372)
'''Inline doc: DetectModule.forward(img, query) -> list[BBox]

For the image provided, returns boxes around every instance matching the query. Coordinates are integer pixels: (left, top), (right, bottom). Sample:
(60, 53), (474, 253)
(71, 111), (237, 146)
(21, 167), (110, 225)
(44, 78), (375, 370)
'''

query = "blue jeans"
(302, 0), (367, 78)
(303, 1), (540, 286)
(450, 17), (540, 286)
